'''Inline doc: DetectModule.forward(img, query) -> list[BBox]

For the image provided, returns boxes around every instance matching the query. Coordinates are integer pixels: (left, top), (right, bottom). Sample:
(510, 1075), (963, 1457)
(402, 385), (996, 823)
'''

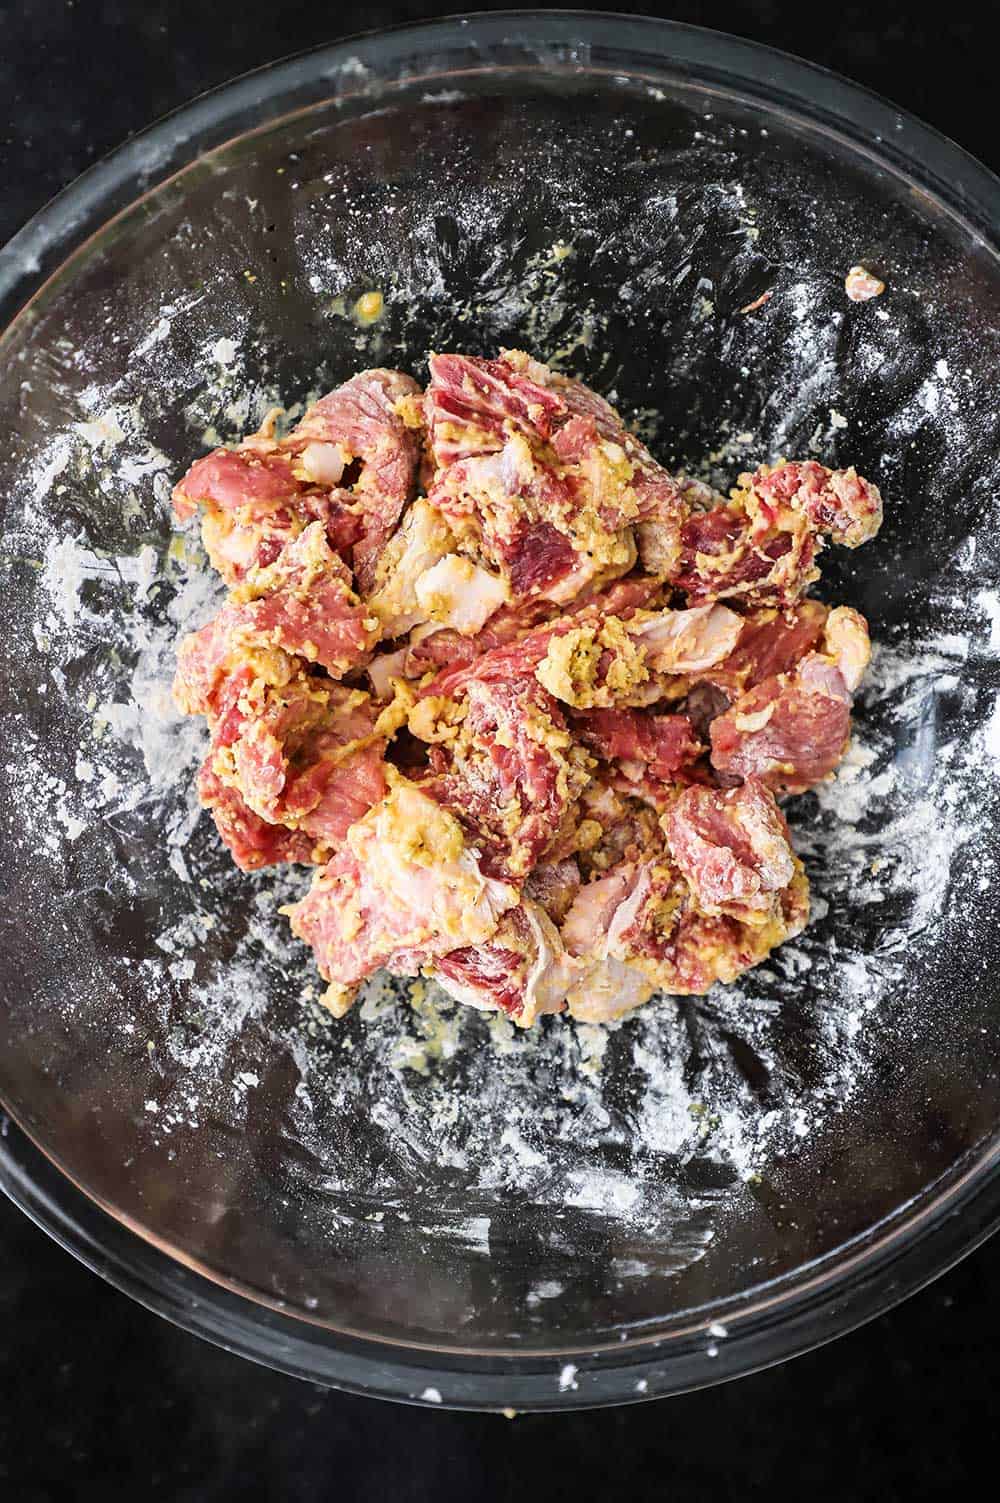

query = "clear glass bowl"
(2, 13), (1000, 1409)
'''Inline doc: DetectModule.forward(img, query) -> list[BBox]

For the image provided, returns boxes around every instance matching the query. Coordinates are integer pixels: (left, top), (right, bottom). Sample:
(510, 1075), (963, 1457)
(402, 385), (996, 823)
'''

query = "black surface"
(2, 1), (998, 1498)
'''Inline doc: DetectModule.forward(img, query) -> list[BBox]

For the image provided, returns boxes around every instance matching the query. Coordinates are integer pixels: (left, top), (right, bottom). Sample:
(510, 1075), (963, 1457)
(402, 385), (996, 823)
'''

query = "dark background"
(1, 2), (997, 1499)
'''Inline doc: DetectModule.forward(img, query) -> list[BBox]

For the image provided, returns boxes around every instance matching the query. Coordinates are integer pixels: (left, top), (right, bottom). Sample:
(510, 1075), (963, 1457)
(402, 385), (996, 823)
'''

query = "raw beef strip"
(196, 760), (321, 872)
(710, 606), (871, 792)
(426, 350), (689, 606)
(664, 779), (796, 925)
(674, 461), (882, 606)
(431, 902), (574, 1027)
(571, 708), (702, 780)
(416, 676), (590, 880)
(285, 778), (519, 1014)
(212, 678), (387, 846)
(172, 368), (422, 590)
(173, 521), (377, 717)
(561, 849), (809, 1022)
(418, 574), (662, 694)
(285, 368), (423, 591)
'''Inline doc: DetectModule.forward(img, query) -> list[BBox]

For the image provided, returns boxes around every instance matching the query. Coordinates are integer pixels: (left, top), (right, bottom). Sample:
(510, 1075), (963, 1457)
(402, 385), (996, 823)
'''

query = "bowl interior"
(2, 53), (1000, 1357)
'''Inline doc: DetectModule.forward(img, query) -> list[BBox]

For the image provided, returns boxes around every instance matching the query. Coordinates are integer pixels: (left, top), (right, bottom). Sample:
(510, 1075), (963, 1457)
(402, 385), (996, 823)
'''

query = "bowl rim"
(2, 9), (999, 1409)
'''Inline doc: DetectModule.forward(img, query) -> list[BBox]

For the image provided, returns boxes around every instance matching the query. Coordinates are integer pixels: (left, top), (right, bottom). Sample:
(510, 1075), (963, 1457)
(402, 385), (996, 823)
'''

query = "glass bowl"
(2, 12), (1000, 1410)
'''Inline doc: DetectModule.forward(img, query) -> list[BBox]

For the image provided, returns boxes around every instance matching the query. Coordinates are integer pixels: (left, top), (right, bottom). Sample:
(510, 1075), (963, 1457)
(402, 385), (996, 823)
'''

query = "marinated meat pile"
(172, 350), (881, 1026)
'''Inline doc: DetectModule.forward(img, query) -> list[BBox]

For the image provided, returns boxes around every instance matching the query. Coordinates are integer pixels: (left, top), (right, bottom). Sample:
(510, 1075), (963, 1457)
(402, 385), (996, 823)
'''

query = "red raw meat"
(175, 532), (387, 869)
(709, 635), (858, 794)
(429, 436), (593, 605)
(196, 759), (319, 871)
(752, 460), (882, 548)
(173, 448), (299, 521)
(504, 519), (578, 596)
(172, 348), (879, 1027)
(632, 883), (809, 995)
(664, 779), (796, 923)
(709, 604), (869, 793)
(571, 708), (701, 780)
(675, 504), (816, 607)
(674, 461), (881, 606)
(434, 938), (527, 1016)
(173, 522), (377, 720)
(173, 443), (350, 586)
(426, 351), (686, 606)
(670, 600), (831, 746)
(561, 850), (810, 1021)
(174, 615), (260, 722)
(231, 523), (377, 676)
(285, 779), (519, 999)
(419, 676), (587, 880)
(421, 575), (694, 704)
(426, 599), (740, 716)
(425, 352), (565, 464)
(287, 368), (422, 591)
(220, 679), (386, 845)
(432, 903), (571, 1025)
(289, 740), (387, 848)
(403, 596), (561, 676)
(172, 367), (421, 590)
(710, 601), (829, 690)
(199, 490), (363, 586)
